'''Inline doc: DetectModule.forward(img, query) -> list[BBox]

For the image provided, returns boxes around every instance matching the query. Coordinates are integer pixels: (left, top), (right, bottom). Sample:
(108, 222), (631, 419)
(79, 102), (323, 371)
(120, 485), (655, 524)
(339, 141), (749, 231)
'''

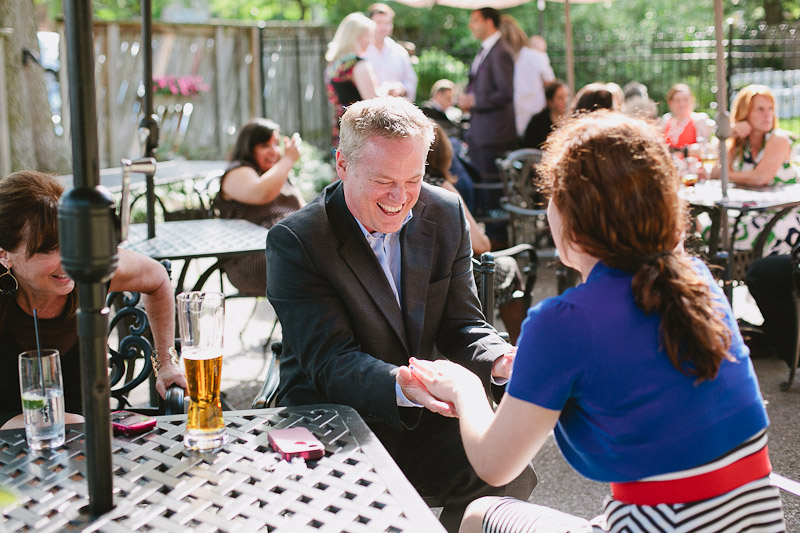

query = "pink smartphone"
(268, 427), (325, 460)
(111, 410), (157, 436)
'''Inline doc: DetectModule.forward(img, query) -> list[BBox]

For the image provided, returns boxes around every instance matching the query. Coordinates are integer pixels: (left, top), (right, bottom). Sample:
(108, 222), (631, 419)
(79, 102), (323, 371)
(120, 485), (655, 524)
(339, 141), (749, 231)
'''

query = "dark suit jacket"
(466, 39), (516, 150)
(266, 181), (509, 435)
(420, 101), (461, 139)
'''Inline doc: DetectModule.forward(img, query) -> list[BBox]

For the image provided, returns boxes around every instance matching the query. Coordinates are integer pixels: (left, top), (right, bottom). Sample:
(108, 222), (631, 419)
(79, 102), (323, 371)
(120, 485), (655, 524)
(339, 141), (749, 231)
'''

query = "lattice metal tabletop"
(124, 219), (268, 262)
(61, 160), (228, 193)
(0, 405), (444, 533)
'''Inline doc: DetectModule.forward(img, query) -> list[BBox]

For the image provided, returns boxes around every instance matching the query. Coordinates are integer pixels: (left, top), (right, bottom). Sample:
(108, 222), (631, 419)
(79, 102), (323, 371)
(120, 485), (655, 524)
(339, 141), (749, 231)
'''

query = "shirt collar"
(355, 210), (414, 240)
(481, 31), (501, 53)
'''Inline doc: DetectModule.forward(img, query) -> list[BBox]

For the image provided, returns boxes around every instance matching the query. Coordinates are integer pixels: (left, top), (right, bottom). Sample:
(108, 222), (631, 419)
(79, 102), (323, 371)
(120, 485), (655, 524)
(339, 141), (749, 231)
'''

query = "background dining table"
(681, 179), (800, 300)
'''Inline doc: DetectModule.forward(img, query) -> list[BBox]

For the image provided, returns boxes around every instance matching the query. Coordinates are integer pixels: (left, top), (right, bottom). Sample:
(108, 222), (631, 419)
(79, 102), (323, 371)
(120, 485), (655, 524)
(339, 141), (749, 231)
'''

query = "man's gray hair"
(339, 97), (435, 164)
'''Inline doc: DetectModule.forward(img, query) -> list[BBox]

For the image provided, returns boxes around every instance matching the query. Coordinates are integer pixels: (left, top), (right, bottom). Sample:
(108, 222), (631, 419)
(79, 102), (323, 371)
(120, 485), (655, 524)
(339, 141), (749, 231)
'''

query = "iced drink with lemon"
(18, 349), (65, 450)
(21, 388), (65, 450)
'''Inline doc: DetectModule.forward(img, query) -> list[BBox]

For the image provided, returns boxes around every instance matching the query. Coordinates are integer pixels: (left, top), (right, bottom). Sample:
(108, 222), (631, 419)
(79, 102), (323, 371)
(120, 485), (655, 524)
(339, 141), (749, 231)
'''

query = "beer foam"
(181, 347), (221, 361)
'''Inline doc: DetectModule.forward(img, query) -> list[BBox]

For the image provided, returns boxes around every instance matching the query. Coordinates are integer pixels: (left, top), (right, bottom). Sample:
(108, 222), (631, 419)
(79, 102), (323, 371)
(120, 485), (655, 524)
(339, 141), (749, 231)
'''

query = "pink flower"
(153, 75), (209, 98)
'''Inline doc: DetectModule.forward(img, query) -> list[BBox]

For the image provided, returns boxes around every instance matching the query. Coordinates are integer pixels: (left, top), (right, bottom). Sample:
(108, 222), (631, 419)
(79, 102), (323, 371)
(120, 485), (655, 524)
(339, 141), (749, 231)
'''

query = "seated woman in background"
(709, 84), (798, 255)
(324, 12), (382, 148)
(404, 111), (784, 532)
(661, 83), (713, 150)
(520, 79), (570, 149)
(424, 124), (525, 343)
(215, 118), (304, 296)
(0, 171), (187, 429)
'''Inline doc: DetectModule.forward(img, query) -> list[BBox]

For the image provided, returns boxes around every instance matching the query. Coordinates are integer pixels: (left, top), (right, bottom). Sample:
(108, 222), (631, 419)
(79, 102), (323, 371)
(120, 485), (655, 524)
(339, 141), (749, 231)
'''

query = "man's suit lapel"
(326, 183), (411, 354)
(401, 197), (435, 356)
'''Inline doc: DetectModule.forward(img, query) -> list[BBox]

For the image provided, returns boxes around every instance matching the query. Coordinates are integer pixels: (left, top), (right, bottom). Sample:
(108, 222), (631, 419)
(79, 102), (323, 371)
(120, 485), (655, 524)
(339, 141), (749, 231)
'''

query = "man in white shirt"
(362, 3), (418, 101)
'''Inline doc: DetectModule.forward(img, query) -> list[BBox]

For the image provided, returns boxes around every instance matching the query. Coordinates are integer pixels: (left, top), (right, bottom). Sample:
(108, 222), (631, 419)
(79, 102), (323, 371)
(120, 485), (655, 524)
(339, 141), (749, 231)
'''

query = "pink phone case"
(268, 427), (325, 460)
(111, 410), (157, 435)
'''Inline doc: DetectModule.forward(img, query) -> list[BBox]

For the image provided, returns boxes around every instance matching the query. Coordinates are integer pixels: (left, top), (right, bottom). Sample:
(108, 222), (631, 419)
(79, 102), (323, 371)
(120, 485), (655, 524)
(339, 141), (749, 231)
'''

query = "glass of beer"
(177, 291), (227, 451)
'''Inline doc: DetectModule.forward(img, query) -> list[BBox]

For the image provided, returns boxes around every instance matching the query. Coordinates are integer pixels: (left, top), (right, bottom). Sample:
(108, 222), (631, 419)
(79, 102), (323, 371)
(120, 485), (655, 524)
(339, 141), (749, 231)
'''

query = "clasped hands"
(396, 351), (514, 417)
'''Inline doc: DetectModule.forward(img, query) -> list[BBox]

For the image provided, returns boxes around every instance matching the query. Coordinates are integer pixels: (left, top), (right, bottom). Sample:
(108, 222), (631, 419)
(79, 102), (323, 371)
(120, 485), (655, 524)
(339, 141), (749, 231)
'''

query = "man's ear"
(335, 151), (348, 181)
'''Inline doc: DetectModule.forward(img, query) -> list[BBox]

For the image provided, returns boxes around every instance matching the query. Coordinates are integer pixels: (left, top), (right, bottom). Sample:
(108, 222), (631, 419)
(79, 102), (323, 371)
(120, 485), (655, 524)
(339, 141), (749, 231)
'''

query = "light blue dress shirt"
(354, 213), (421, 407)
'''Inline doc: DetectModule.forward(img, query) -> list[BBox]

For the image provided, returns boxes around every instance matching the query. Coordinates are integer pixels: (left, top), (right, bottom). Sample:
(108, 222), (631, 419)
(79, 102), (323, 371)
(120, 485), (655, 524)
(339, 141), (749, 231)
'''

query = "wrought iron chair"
(106, 289), (184, 415)
(251, 342), (282, 409)
(782, 242), (800, 390)
(496, 149), (579, 294)
(193, 172), (280, 351)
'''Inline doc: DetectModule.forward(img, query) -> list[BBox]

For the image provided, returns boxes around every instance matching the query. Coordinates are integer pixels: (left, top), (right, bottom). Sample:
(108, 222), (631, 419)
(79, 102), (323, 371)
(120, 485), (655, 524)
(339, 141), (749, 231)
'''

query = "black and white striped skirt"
(482, 432), (785, 533)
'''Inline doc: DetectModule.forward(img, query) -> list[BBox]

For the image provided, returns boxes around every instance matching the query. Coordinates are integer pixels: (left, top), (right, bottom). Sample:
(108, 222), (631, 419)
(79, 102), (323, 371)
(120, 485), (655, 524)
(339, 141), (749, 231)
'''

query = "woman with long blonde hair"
(324, 12), (381, 148)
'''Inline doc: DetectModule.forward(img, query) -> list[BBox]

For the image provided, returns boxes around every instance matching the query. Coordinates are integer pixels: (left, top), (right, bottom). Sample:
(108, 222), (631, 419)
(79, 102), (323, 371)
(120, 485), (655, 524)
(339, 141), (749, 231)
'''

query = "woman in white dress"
(498, 15), (554, 139)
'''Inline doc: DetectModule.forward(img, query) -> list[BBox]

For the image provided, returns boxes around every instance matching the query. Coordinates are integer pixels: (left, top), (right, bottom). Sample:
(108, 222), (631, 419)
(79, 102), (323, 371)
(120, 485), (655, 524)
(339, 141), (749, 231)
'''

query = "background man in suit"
(266, 97), (534, 532)
(458, 7), (516, 247)
(458, 7), (515, 173)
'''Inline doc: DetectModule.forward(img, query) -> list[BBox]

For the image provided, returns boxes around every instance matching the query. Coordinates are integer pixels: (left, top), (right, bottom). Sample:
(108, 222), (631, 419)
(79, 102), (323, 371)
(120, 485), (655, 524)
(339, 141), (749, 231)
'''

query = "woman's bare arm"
(221, 135), (301, 205)
(109, 248), (187, 396)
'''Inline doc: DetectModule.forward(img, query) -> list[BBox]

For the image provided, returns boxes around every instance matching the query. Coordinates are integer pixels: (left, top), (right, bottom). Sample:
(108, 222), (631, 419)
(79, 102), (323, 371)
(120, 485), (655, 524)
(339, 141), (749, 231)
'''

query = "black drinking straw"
(32, 309), (46, 396)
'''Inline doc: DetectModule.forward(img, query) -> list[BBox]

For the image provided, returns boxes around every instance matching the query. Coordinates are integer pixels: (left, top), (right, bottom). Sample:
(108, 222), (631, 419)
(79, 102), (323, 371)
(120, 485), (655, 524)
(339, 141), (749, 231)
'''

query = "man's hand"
(458, 92), (476, 112)
(397, 365), (457, 417)
(408, 358), (485, 415)
(491, 348), (516, 381)
(155, 363), (188, 399)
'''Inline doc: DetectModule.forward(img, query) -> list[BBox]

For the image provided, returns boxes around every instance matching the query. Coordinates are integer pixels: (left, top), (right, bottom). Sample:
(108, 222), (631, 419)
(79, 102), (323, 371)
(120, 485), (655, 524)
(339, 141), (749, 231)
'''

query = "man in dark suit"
(458, 7), (515, 175)
(458, 7), (516, 246)
(266, 97), (534, 532)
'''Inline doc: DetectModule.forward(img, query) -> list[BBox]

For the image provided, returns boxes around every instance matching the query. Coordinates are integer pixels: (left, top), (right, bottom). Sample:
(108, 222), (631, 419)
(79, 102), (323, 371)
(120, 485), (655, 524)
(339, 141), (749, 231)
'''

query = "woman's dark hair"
(545, 79), (567, 102)
(426, 124), (456, 184)
(540, 111), (732, 381)
(571, 82), (614, 115)
(0, 171), (77, 318)
(228, 118), (280, 172)
(0, 171), (62, 257)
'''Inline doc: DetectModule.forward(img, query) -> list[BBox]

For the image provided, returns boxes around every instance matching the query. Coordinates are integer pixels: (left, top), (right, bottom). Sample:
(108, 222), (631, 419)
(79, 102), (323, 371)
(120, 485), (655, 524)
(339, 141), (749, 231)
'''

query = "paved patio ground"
(166, 256), (800, 529)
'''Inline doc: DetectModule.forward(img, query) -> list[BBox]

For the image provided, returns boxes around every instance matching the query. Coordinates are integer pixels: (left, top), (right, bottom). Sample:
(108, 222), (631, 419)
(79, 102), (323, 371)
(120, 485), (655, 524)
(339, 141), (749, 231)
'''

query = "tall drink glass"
(18, 349), (65, 450)
(177, 292), (227, 451)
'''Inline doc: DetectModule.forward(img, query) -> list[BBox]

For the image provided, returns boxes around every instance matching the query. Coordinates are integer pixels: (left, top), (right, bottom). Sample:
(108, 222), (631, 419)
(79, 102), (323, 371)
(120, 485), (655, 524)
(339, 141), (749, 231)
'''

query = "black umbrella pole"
(142, 0), (157, 238)
(76, 284), (113, 511)
(61, 0), (117, 516)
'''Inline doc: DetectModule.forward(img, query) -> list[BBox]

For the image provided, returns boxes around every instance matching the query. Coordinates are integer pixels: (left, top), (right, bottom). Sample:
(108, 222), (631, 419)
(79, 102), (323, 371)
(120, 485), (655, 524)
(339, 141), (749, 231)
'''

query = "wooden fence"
(55, 20), (332, 169)
(0, 29), (10, 178)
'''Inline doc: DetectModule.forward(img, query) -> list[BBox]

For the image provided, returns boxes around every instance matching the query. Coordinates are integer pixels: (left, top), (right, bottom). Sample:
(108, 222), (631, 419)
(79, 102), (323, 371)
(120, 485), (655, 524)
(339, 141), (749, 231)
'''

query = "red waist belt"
(610, 446), (771, 506)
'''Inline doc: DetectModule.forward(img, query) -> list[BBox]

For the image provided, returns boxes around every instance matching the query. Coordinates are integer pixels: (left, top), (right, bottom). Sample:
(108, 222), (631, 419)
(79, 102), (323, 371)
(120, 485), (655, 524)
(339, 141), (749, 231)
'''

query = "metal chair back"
(496, 149), (547, 248)
(106, 289), (183, 415)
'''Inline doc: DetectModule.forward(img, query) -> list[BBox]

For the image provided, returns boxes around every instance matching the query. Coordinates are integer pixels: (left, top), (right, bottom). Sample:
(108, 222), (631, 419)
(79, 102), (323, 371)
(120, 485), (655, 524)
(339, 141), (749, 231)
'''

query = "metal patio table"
(681, 180), (800, 298)
(60, 160), (228, 193)
(123, 219), (268, 293)
(0, 405), (445, 532)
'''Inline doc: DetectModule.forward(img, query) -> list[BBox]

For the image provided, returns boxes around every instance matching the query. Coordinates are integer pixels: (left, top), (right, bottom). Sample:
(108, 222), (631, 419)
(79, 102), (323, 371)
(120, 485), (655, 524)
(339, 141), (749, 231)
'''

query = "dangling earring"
(0, 269), (19, 296)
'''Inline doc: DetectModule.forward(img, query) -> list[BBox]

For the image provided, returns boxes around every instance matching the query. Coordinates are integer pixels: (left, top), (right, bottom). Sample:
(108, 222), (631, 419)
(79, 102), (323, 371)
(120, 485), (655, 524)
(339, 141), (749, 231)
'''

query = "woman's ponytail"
(631, 252), (732, 381)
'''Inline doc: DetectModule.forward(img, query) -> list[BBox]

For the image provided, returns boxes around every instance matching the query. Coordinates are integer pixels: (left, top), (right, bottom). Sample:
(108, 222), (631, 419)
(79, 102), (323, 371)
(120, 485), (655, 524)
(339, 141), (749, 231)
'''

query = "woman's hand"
(284, 133), (302, 164)
(155, 362), (188, 398)
(731, 120), (752, 139)
(396, 365), (456, 417)
(408, 357), (483, 410)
